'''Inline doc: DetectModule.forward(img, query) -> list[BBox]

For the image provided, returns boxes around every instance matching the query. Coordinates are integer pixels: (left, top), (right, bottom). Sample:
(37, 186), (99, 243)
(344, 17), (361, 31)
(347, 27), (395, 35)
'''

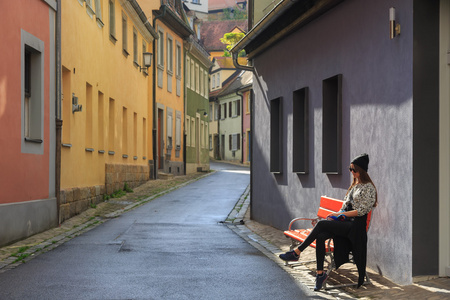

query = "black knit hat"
(351, 153), (369, 172)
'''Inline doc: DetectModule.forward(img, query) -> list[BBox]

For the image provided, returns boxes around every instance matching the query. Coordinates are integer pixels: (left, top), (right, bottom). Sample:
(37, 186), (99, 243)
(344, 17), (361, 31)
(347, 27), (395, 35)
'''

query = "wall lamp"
(197, 109), (208, 117)
(389, 7), (401, 39)
(72, 93), (82, 113)
(139, 52), (153, 72)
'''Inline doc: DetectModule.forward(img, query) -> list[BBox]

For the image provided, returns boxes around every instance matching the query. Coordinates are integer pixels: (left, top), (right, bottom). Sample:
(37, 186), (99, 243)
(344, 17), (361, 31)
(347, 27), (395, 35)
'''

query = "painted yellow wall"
(61, 0), (154, 189)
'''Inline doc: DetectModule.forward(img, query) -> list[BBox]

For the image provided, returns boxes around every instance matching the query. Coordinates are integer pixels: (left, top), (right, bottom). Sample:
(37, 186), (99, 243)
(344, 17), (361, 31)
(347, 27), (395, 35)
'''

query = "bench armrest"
(288, 217), (320, 231)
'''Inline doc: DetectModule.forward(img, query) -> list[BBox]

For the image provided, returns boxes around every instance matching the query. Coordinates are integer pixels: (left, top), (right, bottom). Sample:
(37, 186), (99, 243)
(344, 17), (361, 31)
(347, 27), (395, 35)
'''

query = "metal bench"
(283, 196), (372, 290)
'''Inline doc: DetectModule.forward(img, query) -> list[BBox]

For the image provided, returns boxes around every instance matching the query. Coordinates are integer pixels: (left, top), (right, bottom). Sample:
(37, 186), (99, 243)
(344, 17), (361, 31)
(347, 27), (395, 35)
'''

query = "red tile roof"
(200, 20), (248, 51)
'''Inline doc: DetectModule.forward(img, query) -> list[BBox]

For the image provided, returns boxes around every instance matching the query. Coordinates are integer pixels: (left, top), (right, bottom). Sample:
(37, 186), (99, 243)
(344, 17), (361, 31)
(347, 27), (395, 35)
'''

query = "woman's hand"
(326, 212), (340, 220)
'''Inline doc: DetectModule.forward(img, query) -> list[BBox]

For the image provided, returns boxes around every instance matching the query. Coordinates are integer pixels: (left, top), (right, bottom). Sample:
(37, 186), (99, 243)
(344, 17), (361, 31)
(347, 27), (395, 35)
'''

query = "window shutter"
(237, 134), (240, 150)
(218, 104), (221, 119)
(229, 135), (232, 150)
(237, 100), (241, 116)
(229, 102), (232, 116)
(224, 104), (227, 118)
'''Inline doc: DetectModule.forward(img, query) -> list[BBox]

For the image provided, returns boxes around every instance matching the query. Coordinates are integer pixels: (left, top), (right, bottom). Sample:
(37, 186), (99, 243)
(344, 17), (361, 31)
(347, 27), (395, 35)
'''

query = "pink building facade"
(0, 0), (58, 246)
(242, 89), (251, 164)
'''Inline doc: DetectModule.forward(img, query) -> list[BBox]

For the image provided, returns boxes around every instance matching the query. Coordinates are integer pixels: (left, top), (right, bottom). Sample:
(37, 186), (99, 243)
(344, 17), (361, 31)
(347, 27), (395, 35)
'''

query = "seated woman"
(279, 153), (377, 291)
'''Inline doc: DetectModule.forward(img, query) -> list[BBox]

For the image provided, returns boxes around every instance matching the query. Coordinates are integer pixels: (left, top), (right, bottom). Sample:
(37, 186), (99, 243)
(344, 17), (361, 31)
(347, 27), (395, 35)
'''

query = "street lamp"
(140, 52), (152, 72)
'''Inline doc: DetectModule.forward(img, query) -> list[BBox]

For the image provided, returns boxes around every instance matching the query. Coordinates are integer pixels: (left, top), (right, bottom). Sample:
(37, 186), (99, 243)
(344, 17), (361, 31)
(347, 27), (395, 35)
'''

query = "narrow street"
(0, 162), (310, 299)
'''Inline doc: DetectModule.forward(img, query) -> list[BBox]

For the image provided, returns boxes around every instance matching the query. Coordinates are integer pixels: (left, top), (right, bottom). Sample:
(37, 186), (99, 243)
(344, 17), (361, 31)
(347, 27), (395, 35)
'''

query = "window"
(216, 73), (220, 88)
(122, 107), (128, 156)
(209, 135), (212, 150)
(186, 116), (191, 146)
(200, 67), (203, 96)
(95, 0), (103, 25)
(192, 0), (200, 4)
(209, 104), (213, 121)
(143, 117), (147, 158)
(191, 118), (195, 147)
(22, 30), (44, 154)
(167, 110), (173, 151)
(221, 103), (227, 119)
(176, 43), (181, 77)
(176, 42), (181, 96)
(133, 28), (138, 64)
(158, 29), (164, 67)
(270, 97), (282, 173)
(133, 113), (137, 158)
(190, 60), (194, 89)
(122, 12), (128, 56)
(211, 74), (215, 90)
(98, 91), (104, 151)
(204, 70), (208, 97)
(176, 111), (181, 151)
(195, 63), (199, 93)
(322, 74), (342, 174)
(108, 98), (115, 153)
(292, 87), (309, 174)
(109, 0), (116, 43)
(86, 0), (95, 18)
(214, 103), (219, 120)
(167, 36), (173, 73)
(186, 57), (190, 88)
(85, 83), (93, 149)
(229, 134), (240, 151)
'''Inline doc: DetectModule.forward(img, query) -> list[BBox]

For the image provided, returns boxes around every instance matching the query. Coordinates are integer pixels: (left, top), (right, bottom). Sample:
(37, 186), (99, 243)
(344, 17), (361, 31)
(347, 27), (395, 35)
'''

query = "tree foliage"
(220, 32), (246, 57)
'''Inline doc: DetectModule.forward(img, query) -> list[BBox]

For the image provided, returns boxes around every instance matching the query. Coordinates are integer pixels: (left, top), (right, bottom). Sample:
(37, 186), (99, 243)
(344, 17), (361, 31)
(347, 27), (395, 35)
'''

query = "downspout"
(152, 6), (167, 180)
(183, 38), (194, 175)
(232, 52), (254, 72)
(55, 0), (62, 225)
(236, 90), (244, 164)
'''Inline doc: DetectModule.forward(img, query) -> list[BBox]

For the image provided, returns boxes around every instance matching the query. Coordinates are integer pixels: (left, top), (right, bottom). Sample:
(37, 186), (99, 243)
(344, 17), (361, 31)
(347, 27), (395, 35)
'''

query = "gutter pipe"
(55, 0), (62, 224)
(152, 6), (167, 180)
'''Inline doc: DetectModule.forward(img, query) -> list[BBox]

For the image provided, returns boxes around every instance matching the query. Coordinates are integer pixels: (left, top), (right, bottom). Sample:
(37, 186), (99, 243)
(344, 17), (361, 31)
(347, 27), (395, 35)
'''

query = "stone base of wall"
(163, 160), (184, 176)
(59, 185), (105, 223)
(59, 163), (149, 223)
(105, 163), (149, 194)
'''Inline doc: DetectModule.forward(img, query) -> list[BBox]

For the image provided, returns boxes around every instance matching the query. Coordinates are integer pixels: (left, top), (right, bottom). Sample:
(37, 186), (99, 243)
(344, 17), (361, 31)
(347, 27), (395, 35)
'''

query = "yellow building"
(141, 0), (193, 177)
(60, 0), (157, 222)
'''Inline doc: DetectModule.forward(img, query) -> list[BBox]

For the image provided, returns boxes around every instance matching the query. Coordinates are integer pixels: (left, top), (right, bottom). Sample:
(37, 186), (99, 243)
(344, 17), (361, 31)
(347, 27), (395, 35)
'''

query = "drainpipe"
(232, 52), (255, 72)
(183, 38), (193, 175)
(152, 6), (167, 180)
(55, 0), (62, 225)
(236, 90), (244, 164)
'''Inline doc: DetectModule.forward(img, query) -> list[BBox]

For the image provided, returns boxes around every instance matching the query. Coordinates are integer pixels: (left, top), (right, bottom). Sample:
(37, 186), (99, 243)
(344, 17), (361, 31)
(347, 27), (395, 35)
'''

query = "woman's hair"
(347, 164), (378, 207)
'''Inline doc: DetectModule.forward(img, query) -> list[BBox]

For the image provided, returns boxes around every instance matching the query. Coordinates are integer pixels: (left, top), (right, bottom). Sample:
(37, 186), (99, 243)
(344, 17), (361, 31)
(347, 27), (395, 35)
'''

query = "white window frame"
(21, 29), (44, 154)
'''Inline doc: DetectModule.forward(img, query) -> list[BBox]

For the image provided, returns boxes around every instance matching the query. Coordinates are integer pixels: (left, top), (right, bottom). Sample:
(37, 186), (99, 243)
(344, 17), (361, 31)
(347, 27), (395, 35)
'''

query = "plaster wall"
(61, 0), (152, 189)
(251, 0), (414, 284)
(0, 0), (57, 245)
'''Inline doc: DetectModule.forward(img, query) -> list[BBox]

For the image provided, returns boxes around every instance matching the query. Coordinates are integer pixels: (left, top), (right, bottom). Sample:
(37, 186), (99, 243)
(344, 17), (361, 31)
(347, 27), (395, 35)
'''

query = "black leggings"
(297, 219), (352, 270)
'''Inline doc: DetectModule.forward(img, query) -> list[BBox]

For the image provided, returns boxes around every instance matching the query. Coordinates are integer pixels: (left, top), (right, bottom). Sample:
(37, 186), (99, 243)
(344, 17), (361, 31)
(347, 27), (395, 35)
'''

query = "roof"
(209, 0), (240, 11)
(210, 70), (252, 98)
(200, 20), (248, 51)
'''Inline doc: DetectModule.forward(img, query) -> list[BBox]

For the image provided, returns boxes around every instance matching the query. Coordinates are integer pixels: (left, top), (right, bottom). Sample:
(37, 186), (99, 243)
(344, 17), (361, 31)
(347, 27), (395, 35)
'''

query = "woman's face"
(349, 164), (360, 180)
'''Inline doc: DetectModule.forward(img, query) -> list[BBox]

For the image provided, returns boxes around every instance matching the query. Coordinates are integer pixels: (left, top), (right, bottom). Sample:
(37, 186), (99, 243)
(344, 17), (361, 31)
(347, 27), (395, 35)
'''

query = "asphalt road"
(0, 162), (311, 299)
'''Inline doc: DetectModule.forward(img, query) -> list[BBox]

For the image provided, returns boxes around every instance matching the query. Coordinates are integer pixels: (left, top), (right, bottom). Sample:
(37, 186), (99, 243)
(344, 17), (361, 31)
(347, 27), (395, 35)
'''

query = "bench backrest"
(319, 196), (373, 232)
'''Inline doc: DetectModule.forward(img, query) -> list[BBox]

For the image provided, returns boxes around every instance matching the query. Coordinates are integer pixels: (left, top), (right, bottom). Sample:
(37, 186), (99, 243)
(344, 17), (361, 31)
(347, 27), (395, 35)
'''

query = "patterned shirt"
(341, 183), (376, 216)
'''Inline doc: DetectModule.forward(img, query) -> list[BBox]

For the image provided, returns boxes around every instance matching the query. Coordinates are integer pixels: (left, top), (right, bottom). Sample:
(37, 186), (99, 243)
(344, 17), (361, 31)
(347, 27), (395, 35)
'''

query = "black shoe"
(279, 250), (299, 261)
(314, 273), (328, 291)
